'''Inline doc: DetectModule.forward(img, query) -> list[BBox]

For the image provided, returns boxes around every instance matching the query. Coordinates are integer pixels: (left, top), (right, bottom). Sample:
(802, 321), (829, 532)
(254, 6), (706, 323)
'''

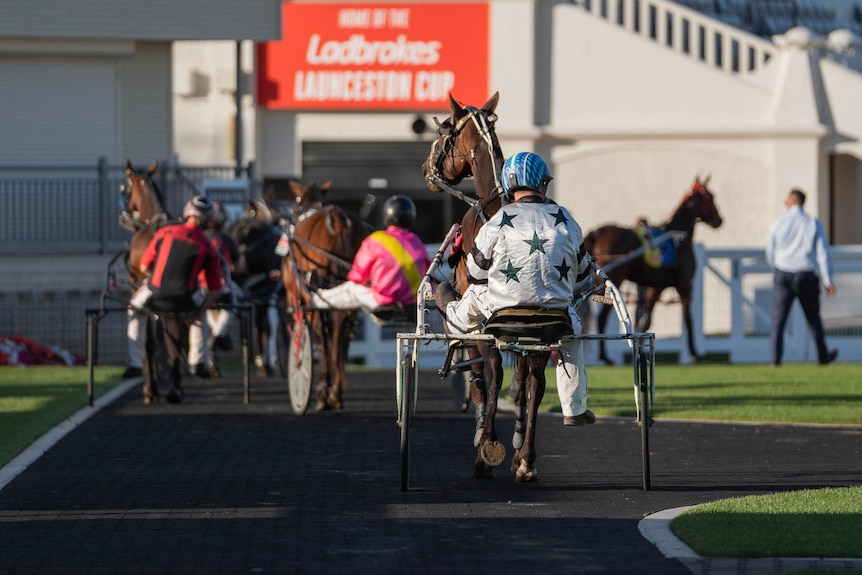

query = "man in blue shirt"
(766, 188), (837, 365)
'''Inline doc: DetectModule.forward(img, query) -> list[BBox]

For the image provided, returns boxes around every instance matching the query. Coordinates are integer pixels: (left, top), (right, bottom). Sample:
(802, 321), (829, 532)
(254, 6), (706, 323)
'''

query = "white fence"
(585, 244), (862, 364)
(349, 244), (862, 368)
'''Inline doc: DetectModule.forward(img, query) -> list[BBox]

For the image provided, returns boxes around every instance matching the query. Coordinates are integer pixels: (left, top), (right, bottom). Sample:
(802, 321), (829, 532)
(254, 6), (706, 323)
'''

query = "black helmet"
(382, 195), (416, 228)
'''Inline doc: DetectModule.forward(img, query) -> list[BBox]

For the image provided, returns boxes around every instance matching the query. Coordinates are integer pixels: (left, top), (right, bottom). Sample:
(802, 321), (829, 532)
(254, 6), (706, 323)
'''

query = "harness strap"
(369, 231), (422, 295)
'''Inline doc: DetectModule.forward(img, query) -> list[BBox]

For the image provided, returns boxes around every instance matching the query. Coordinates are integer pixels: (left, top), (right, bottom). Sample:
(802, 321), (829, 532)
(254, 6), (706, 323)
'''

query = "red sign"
(257, 3), (489, 111)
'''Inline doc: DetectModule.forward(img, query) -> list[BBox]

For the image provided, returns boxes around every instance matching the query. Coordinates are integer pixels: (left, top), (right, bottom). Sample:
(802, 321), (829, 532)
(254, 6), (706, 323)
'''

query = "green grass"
(0, 366), (124, 466)
(513, 363), (862, 425)
(671, 487), (862, 558)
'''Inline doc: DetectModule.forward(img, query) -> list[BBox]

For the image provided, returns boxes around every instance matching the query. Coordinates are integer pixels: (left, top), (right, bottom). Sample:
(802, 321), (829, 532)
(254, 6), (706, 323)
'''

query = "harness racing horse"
(120, 160), (172, 287)
(118, 160), (176, 389)
(584, 177), (723, 364)
(281, 180), (369, 412)
(227, 202), (286, 376)
(424, 92), (553, 481)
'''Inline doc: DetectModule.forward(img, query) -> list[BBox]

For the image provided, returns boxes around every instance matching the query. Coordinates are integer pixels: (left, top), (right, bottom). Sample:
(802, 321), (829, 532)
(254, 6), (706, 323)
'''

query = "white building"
(174, 0), (862, 249)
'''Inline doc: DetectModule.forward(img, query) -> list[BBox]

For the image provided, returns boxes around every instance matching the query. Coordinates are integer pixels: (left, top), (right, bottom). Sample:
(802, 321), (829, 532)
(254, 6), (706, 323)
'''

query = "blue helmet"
(501, 152), (553, 195)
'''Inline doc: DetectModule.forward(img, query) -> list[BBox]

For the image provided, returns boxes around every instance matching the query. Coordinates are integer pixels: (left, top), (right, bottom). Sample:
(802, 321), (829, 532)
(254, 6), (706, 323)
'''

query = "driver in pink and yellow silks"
(311, 195), (431, 312)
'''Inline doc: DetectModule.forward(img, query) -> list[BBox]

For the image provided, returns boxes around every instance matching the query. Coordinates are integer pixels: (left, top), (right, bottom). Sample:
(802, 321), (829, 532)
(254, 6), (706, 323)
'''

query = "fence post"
(247, 161), (256, 197)
(98, 156), (108, 254)
(729, 255), (745, 340)
(690, 243), (707, 362)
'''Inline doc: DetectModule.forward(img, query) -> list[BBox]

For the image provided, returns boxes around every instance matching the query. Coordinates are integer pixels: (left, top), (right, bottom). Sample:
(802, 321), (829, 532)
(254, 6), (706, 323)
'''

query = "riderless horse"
(281, 180), (369, 412)
(584, 177), (723, 364)
(424, 92), (558, 481)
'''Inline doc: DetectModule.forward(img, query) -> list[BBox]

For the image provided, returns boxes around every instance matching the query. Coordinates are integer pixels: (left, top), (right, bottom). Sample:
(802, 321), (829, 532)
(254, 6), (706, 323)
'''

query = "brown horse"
(281, 180), (369, 411)
(120, 160), (172, 287)
(423, 92), (551, 481)
(584, 177), (723, 364)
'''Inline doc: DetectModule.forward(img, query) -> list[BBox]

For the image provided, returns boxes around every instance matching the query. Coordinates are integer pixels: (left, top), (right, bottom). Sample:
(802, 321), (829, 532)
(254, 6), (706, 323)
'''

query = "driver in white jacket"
(435, 152), (596, 426)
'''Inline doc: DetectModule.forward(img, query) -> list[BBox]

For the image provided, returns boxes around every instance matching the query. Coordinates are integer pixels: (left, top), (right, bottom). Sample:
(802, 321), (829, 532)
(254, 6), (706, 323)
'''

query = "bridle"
(119, 172), (168, 232)
(425, 105), (506, 212)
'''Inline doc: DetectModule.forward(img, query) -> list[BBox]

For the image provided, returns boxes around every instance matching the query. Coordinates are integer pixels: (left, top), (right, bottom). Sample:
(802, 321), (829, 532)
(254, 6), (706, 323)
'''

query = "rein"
(289, 234), (354, 271)
(285, 205), (356, 272)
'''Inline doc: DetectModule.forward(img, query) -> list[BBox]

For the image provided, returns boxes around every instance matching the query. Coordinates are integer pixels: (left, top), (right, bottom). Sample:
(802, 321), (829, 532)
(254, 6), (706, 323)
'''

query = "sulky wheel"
(288, 317), (313, 415)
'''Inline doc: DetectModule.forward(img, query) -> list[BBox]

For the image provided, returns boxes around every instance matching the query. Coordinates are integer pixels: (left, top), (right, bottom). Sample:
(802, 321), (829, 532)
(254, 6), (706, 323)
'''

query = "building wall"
(0, 0), (280, 41)
(236, 0), (862, 252)
(120, 42), (173, 164)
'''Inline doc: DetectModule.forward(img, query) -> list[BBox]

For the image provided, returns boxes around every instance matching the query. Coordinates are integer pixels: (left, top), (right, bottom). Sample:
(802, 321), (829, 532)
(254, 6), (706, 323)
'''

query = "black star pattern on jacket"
(554, 259), (571, 282)
(551, 208), (569, 226)
(524, 231), (549, 254)
(498, 211), (517, 228)
(500, 260), (523, 283)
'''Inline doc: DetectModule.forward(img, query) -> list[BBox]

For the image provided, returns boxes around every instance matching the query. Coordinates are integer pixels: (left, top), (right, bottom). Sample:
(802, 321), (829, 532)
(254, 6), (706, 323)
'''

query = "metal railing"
(0, 158), (256, 255)
(588, 244), (862, 364)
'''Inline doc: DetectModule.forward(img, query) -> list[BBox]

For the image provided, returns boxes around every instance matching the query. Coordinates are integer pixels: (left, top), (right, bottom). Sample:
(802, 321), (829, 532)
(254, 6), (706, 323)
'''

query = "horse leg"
(512, 354), (545, 482)
(597, 304), (614, 365)
(681, 299), (701, 363)
(314, 313), (335, 412)
(463, 348), (483, 413)
(326, 311), (355, 410)
(473, 344), (505, 479)
(511, 358), (527, 451)
(637, 290), (658, 333)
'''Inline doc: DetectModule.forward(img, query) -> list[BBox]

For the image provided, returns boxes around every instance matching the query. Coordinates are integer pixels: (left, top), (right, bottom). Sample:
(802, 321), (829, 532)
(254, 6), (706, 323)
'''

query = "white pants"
(312, 281), (379, 311)
(444, 284), (588, 418)
(187, 313), (211, 368)
(126, 310), (146, 369)
(207, 307), (233, 339)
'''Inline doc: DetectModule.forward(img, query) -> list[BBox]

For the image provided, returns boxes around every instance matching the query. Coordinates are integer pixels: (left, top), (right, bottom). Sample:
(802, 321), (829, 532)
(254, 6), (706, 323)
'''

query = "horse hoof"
(480, 441), (505, 467)
(314, 400), (332, 412)
(515, 463), (538, 483)
(515, 468), (538, 482)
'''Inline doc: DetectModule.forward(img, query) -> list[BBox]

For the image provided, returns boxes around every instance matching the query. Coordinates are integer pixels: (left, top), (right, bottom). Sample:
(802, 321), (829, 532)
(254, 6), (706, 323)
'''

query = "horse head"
(120, 160), (167, 232)
(289, 180), (333, 220)
(422, 92), (504, 200)
(244, 186), (294, 225)
(686, 176), (723, 229)
(661, 176), (723, 243)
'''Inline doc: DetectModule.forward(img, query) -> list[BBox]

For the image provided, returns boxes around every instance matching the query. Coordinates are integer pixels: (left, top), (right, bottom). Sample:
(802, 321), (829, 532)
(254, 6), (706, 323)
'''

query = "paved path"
(1, 369), (861, 574)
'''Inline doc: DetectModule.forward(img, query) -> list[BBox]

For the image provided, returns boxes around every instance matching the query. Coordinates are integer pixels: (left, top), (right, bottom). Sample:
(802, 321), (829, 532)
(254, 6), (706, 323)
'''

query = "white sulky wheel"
(288, 318), (313, 415)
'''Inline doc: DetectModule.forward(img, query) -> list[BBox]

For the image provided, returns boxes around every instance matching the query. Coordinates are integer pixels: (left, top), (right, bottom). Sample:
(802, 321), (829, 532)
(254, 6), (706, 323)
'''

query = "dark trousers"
(770, 269), (829, 364)
(142, 313), (192, 400)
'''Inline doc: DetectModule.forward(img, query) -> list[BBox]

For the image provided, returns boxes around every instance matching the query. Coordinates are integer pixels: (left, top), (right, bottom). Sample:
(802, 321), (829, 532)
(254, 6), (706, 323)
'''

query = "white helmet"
(183, 195), (214, 223)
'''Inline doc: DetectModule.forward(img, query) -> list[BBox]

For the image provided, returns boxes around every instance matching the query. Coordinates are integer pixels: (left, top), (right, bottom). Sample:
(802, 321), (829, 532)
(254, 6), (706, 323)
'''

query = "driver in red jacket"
(138, 196), (223, 404)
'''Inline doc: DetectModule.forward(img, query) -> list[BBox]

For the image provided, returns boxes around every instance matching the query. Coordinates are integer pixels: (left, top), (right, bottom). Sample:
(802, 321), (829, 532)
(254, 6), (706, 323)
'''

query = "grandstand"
(672, 0), (840, 36)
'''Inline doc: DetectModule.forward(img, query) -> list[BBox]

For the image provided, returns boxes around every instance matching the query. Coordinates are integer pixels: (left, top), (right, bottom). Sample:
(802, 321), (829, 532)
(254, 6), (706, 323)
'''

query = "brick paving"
(0, 369), (860, 574)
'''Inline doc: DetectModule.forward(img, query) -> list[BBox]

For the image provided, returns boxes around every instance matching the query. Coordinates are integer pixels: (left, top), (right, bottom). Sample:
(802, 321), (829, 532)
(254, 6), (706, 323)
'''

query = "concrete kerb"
(639, 505), (702, 560)
(639, 503), (862, 575)
(0, 377), (140, 493)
